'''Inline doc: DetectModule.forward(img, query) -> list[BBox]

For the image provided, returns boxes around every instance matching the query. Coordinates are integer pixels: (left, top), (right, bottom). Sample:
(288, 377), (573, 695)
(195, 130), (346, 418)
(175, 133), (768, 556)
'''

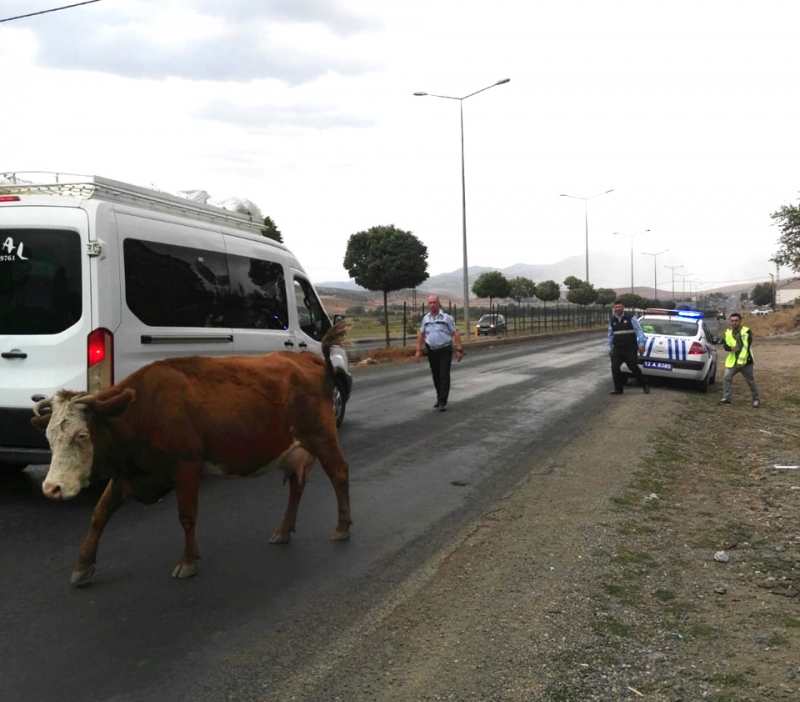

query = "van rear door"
(0, 207), (91, 409)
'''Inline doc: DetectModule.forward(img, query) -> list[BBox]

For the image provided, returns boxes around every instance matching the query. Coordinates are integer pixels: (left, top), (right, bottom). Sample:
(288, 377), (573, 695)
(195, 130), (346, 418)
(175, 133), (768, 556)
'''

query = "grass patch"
(654, 589), (676, 602)
(594, 617), (633, 638)
(612, 549), (656, 568)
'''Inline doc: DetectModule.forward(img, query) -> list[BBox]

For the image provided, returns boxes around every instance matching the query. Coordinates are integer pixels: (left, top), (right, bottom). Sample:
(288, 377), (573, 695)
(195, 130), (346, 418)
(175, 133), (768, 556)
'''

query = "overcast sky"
(2, 0), (799, 290)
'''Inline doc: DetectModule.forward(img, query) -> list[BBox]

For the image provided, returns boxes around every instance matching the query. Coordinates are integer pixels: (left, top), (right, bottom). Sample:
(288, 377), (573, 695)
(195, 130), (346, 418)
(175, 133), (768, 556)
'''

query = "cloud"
(195, 100), (378, 132)
(3, 0), (381, 84)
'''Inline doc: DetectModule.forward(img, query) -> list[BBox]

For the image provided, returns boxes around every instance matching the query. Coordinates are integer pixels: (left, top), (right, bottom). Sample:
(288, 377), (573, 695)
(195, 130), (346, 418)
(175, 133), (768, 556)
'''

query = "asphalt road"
(1, 332), (630, 702)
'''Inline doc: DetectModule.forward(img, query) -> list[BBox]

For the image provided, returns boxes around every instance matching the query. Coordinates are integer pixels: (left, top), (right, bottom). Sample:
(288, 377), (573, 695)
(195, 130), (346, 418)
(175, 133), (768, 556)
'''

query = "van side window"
(226, 255), (289, 330)
(124, 239), (229, 327)
(293, 278), (330, 342)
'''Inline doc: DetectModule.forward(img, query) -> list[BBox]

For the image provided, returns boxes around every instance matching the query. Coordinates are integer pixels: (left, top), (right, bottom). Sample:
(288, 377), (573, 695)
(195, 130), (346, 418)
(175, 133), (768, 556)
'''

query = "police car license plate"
(644, 361), (673, 371)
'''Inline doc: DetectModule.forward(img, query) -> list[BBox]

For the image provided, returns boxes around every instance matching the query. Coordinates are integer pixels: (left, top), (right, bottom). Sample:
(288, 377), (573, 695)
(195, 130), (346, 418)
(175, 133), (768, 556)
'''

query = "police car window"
(293, 277), (330, 342)
(0, 229), (82, 335)
(124, 239), (228, 328)
(226, 255), (289, 330)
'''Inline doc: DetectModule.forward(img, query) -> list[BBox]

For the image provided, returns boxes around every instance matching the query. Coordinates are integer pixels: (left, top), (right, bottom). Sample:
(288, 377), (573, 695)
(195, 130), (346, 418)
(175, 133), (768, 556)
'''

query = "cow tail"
(321, 319), (352, 382)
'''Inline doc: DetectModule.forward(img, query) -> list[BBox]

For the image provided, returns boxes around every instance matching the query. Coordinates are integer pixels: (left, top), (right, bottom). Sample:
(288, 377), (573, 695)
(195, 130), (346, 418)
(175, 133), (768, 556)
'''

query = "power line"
(0, 0), (102, 24)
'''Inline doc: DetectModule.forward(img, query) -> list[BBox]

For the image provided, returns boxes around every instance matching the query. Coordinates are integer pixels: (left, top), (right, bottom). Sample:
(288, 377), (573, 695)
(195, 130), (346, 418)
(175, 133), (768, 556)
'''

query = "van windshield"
(0, 229), (83, 334)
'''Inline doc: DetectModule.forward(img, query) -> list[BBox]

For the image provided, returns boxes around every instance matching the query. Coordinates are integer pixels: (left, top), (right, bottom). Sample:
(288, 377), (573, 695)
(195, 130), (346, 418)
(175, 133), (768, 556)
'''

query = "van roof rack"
(0, 171), (268, 236)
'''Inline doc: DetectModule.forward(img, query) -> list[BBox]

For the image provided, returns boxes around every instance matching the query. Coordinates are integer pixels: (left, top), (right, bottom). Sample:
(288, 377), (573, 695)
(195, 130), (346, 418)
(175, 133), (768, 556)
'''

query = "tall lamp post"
(612, 229), (650, 293)
(414, 78), (511, 340)
(768, 272), (776, 308)
(641, 249), (668, 301)
(560, 189), (614, 284)
(664, 264), (683, 303)
(677, 272), (693, 301)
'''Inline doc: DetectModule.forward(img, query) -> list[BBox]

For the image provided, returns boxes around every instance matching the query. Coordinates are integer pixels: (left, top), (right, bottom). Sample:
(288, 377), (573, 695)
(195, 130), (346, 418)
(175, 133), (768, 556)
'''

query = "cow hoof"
(171, 562), (198, 579)
(331, 529), (351, 541)
(269, 531), (291, 544)
(70, 565), (96, 587)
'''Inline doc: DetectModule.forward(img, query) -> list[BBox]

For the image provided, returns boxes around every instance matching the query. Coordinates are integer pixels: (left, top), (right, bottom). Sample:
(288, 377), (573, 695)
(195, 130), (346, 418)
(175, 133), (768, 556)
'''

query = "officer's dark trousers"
(610, 344), (646, 390)
(426, 344), (453, 404)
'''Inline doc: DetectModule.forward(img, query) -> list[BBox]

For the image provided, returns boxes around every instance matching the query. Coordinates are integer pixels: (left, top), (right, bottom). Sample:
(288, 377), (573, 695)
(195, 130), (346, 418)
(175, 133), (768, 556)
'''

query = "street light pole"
(560, 189), (614, 284)
(414, 78), (511, 340)
(612, 229), (650, 293)
(664, 264), (683, 303)
(677, 272), (693, 301)
(768, 272), (776, 308)
(641, 249), (668, 300)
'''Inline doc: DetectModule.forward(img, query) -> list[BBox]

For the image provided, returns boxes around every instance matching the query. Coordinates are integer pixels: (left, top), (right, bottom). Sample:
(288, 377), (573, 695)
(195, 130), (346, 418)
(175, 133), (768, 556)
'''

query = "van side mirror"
(333, 314), (345, 324)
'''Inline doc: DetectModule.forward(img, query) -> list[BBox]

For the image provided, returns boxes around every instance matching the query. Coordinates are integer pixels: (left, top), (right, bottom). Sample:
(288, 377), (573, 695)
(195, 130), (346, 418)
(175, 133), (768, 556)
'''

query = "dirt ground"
(297, 335), (800, 702)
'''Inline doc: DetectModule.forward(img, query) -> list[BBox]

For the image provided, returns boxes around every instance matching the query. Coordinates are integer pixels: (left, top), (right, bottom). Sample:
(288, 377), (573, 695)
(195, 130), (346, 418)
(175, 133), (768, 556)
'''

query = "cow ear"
(31, 414), (52, 431)
(93, 388), (136, 417)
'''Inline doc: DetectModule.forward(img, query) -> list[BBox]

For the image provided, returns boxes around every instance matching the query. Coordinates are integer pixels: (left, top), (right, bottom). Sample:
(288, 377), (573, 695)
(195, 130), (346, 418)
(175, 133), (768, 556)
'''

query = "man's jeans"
(722, 363), (760, 401)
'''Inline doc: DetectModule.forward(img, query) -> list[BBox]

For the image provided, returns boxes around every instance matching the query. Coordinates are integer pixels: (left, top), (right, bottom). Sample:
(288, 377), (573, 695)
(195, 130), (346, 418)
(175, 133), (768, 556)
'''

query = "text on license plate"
(644, 361), (673, 371)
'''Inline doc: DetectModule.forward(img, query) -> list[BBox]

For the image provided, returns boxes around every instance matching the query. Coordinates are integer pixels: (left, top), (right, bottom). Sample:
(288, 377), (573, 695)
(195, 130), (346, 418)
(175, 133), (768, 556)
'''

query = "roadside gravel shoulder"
(288, 337), (800, 701)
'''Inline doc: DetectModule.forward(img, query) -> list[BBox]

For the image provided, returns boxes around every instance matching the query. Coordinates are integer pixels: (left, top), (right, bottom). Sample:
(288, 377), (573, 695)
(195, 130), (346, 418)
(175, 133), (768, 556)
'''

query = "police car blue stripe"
(667, 338), (673, 360)
(647, 337), (656, 356)
(681, 339), (686, 360)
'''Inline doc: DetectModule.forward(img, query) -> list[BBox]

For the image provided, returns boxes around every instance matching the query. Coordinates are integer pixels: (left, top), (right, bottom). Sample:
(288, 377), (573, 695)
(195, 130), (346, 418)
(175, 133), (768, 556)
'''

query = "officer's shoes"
(718, 398), (731, 405)
(642, 385), (650, 394)
(610, 389), (624, 395)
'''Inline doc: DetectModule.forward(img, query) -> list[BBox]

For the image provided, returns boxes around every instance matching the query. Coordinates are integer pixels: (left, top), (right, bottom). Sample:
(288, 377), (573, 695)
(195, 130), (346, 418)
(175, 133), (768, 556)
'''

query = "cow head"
(31, 388), (136, 500)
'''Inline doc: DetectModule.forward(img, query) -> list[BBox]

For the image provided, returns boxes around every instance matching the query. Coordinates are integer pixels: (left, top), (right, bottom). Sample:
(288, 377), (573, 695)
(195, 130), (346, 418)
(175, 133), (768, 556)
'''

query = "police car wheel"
(708, 362), (717, 385)
(695, 368), (711, 394)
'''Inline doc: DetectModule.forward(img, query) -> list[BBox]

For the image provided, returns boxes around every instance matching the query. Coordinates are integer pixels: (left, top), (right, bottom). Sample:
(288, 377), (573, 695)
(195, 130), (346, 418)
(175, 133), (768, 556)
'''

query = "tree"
(770, 199), (800, 272)
(595, 287), (617, 305)
(740, 292), (749, 302)
(261, 216), (283, 243)
(472, 271), (511, 310)
(508, 276), (537, 303)
(534, 280), (560, 308)
(567, 282), (598, 305)
(751, 282), (775, 307)
(563, 275), (584, 290)
(343, 224), (429, 346)
(616, 293), (646, 310)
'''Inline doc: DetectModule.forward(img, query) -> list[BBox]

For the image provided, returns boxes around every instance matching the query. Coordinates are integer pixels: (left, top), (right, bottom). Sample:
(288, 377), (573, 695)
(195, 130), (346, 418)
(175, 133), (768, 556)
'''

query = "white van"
(0, 172), (352, 473)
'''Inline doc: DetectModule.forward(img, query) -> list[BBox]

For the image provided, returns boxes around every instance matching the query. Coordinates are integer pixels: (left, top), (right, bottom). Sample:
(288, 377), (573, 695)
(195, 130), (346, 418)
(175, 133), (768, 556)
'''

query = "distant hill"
(318, 252), (771, 311)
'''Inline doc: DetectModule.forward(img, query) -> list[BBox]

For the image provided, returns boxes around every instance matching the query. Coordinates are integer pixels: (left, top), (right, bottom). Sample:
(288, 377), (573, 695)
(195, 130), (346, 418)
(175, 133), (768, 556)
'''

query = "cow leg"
(270, 448), (315, 544)
(317, 445), (352, 541)
(71, 479), (127, 587)
(172, 461), (202, 579)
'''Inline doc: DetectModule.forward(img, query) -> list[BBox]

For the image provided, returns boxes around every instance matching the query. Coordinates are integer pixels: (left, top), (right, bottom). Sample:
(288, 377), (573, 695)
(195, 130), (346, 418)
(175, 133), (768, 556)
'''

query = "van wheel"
(333, 378), (347, 427)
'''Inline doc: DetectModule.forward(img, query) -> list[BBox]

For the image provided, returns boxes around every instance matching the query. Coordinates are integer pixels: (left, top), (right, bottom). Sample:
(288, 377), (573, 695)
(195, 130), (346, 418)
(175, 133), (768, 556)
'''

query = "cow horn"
(73, 394), (97, 407)
(32, 397), (53, 417)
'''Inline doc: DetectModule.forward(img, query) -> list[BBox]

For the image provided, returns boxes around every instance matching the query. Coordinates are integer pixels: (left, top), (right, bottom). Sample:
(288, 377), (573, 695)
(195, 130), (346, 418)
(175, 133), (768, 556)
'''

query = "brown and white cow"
(31, 321), (352, 586)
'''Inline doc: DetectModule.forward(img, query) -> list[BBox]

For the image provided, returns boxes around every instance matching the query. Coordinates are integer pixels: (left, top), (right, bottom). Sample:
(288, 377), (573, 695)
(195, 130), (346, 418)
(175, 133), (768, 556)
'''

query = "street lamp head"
(604, 189), (614, 194)
(413, 92), (427, 96)
(495, 78), (511, 85)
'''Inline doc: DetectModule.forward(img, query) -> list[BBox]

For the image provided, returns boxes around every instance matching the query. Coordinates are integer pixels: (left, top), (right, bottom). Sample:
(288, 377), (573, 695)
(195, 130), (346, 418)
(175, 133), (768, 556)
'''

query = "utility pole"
(664, 264), (683, 304)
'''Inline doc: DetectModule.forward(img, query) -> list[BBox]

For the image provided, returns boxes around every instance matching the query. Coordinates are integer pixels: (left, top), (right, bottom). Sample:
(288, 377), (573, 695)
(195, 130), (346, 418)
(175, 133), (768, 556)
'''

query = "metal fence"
(398, 301), (611, 346)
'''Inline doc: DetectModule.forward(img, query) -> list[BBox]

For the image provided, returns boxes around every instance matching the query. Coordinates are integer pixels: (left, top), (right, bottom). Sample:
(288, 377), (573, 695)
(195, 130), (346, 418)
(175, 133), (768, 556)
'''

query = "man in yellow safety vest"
(718, 312), (761, 407)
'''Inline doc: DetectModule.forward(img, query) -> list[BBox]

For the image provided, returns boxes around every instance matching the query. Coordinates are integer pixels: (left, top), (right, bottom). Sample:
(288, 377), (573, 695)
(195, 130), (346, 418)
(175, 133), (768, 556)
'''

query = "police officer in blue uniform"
(415, 294), (463, 411)
(607, 300), (650, 395)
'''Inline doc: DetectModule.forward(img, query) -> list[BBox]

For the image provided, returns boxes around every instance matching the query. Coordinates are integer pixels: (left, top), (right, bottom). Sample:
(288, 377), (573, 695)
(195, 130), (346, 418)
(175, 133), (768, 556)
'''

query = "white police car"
(632, 308), (719, 392)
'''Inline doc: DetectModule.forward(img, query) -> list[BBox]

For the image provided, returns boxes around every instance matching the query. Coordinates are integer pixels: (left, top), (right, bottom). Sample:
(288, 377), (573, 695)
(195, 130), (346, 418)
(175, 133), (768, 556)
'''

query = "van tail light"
(88, 328), (114, 392)
(688, 341), (706, 355)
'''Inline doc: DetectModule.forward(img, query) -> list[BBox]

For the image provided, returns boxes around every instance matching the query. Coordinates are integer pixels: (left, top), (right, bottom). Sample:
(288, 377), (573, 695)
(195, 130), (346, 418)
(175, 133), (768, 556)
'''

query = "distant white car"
(751, 308), (773, 316)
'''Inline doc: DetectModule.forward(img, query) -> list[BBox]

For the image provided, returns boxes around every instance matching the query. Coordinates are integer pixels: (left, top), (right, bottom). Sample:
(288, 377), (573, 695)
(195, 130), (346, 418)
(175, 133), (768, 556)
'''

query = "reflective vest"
(610, 313), (638, 350)
(724, 326), (753, 368)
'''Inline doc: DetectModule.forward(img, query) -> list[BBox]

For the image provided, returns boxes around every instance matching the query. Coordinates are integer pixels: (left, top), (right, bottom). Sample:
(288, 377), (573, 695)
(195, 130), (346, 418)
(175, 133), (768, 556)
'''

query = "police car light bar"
(644, 307), (704, 319)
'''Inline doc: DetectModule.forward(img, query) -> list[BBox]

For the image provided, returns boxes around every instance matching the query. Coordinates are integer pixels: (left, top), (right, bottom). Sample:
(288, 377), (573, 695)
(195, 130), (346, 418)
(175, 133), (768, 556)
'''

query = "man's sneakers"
(433, 402), (440, 410)
(753, 399), (761, 408)
(718, 398), (731, 405)
(439, 402), (447, 412)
